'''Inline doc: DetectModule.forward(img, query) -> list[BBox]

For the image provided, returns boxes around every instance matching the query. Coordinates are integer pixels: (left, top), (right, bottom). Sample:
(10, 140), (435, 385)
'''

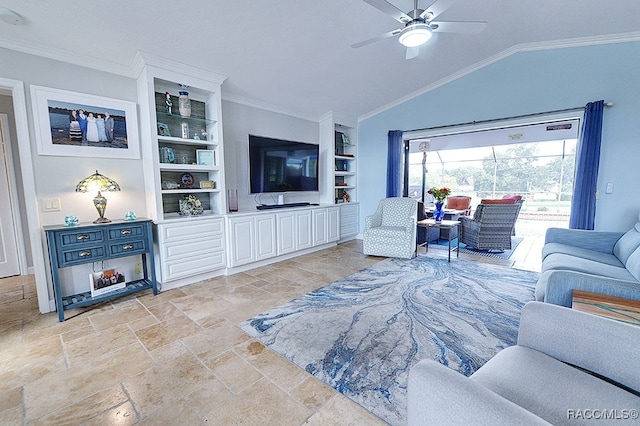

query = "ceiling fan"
(352, 0), (487, 59)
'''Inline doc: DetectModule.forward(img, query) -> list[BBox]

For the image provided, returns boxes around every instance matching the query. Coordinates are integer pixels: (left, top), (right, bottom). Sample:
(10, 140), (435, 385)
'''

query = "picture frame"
(199, 180), (216, 189)
(196, 149), (215, 166)
(157, 122), (171, 137)
(89, 268), (126, 297)
(30, 85), (140, 159)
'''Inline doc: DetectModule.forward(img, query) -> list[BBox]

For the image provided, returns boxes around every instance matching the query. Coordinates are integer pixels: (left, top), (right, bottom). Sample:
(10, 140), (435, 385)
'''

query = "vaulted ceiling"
(1, 0), (639, 120)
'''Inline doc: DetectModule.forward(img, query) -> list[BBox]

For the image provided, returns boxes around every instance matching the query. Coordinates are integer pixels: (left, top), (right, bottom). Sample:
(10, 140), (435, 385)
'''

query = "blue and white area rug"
(432, 236), (523, 260)
(239, 257), (538, 425)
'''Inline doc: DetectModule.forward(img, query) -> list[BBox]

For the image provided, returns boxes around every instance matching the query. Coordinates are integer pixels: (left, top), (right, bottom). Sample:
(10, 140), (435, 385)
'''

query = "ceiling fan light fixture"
(398, 23), (432, 47)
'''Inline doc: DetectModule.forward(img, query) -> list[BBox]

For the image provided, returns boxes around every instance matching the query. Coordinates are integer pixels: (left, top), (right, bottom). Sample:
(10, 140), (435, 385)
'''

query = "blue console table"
(45, 219), (157, 321)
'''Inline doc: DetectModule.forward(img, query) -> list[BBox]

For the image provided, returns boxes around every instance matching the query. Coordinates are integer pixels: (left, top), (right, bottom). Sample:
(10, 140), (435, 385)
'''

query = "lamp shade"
(75, 170), (120, 193)
(75, 171), (120, 224)
(398, 23), (433, 48)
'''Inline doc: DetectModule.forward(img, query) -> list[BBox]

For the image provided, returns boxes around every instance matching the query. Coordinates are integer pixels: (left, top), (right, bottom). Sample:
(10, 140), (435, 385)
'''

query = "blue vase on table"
(434, 201), (445, 222)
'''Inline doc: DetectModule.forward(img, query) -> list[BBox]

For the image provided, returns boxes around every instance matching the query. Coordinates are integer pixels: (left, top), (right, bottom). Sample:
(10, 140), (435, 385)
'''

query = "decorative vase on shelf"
(178, 84), (191, 117)
(434, 201), (445, 222)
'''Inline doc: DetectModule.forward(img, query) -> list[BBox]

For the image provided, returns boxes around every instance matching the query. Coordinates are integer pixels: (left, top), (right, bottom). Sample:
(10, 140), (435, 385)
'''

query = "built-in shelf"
(158, 164), (221, 172)
(158, 135), (219, 146)
(161, 189), (222, 194)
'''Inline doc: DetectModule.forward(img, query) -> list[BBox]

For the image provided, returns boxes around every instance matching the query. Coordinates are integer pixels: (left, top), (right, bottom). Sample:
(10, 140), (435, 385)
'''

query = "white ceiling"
(1, 0), (640, 121)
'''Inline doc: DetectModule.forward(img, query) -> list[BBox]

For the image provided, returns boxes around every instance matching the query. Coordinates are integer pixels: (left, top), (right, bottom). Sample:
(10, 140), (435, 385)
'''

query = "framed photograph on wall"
(30, 85), (140, 159)
(89, 268), (126, 297)
(196, 149), (215, 166)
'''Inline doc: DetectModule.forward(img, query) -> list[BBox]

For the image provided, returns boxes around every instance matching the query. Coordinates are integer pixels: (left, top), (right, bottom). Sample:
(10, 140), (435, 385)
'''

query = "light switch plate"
(605, 182), (614, 194)
(43, 198), (61, 211)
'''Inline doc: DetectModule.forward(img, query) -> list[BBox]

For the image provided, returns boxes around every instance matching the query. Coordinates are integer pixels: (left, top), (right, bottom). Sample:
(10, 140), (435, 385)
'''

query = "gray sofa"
(535, 212), (640, 307)
(408, 301), (640, 425)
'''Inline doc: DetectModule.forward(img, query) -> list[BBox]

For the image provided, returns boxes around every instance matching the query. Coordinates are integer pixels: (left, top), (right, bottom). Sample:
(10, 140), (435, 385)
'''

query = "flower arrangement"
(427, 187), (451, 203)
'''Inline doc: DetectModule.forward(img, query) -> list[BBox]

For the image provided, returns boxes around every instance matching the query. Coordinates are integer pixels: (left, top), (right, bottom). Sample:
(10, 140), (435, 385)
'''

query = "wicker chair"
(363, 197), (418, 259)
(459, 203), (522, 251)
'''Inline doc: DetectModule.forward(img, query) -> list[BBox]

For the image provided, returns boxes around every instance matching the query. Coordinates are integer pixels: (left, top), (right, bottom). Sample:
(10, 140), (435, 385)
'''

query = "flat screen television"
(249, 135), (319, 194)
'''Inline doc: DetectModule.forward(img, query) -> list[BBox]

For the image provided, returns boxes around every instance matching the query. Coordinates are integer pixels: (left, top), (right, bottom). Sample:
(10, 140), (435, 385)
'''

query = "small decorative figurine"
(165, 92), (172, 115)
(343, 190), (350, 203)
(64, 215), (79, 226)
(200, 129), (208, 140)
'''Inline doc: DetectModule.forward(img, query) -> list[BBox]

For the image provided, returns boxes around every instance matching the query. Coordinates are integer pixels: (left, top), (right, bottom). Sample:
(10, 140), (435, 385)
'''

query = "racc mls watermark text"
(567, 409), (638, 421)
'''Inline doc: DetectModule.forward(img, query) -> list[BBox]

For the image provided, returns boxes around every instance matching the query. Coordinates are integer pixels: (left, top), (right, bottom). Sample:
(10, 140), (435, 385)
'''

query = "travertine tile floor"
(0, 238), (541, 425)
(0, 240), (390, 425)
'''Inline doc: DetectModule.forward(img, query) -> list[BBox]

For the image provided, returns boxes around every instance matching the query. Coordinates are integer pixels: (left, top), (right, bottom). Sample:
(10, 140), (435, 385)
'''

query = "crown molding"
(319, 111), (358, 128)
(358, 31), (640, 122)
(222, 92), (319, 123)
(133, 51), (227, 86)
(0, 35), (133, 77)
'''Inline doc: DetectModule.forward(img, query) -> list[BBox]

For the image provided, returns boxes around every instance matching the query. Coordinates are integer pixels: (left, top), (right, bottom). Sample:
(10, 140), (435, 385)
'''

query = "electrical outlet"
(134, 262), (143, 275)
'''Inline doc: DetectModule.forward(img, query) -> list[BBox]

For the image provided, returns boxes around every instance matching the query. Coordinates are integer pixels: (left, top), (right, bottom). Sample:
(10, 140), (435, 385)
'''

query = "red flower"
(427, 187), (451, 202)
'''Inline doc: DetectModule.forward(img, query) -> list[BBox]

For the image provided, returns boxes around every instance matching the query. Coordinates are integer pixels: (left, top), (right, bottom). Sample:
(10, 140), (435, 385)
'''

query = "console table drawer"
(107, 224), (146, 241)
(57, 229), (104, 247)
(108, 239), (147, 257)
(59, 246), (106, 266)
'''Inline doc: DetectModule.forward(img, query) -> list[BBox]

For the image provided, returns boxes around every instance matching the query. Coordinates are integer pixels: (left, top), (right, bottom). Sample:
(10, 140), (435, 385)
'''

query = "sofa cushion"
(470, 346), (640, 426)
(613, 227), (640, 264)
(542, 253), (633, 280)
(542, 242), (622, 266)
(626, 246), (640, 281)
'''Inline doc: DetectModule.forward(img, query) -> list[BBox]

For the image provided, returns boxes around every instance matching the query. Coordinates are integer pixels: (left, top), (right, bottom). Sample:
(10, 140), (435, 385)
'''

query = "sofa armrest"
(408, 360), (550, 425)
(517, 301), (640, 393)
(544, 228), (624, 253)
(535, 269), (640, 307)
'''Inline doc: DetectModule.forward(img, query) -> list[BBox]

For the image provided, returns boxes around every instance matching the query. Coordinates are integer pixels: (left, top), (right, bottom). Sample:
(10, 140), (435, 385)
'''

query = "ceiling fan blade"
(430, 20), (487, 34)
(351, 29), (402, 48)
(420, 0), (458, 20)
(406, 46), (420, 60)
(363, 0), (412, 24)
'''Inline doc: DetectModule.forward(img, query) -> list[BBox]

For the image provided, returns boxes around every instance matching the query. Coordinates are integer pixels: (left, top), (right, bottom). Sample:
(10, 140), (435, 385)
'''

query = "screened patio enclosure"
(405, 119), (580, 223)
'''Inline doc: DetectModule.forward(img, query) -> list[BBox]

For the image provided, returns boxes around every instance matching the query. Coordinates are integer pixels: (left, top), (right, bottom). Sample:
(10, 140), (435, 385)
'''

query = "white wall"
(358, 41), (640, 232)
(0, 48), (147, 227)
(0, 48), (148, 306)
(0, 47), (328, 310)
(222, 100), (320, 212)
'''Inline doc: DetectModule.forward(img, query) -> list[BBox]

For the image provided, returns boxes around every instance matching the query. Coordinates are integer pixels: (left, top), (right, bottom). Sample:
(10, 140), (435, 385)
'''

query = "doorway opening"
(0, 114), (21, 278)
(404, 117), (580, 270)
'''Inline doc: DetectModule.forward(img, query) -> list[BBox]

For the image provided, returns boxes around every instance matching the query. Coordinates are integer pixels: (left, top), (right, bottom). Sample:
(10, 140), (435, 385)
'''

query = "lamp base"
(93, 217), (112, 224)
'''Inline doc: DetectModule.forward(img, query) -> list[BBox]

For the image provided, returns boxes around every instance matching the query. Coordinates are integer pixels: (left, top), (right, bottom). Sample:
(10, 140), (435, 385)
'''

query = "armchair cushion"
(480, 198), (517, 205)
(445, 195), (471, 212)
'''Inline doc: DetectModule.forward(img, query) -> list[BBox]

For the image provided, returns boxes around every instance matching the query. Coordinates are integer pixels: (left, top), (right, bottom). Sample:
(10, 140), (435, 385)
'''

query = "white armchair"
(363, 197), (418, 259)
